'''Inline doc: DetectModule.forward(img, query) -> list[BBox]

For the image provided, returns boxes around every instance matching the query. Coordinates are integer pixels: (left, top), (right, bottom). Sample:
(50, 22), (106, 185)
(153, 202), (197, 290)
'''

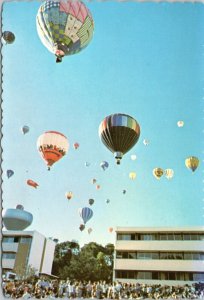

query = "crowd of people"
(2, 278), (204, 299)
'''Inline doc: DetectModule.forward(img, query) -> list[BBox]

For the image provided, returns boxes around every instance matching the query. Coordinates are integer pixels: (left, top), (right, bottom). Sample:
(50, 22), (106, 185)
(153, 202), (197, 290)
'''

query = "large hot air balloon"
(66, 191), (73, 200)
(100, 161), (109, 171)
(2, 205), (33, 230)
(37, 131), (69, 170)
(6, 169), (14, 179)
(73, 142), (79, 150)
(2, 31), (15, 44)
(21, 125), (29, 135)
(88, 198), (94, 206)
(185, 156), (199, 172)
(79, 207), (93, 224)
(27, 179), (39, 188)
(99, 113), (140, 164)
(36, 0), (94, 63)
(153, 168), (164, 180)
(164, 169), (174, 180)
(129, 172), (136, 180)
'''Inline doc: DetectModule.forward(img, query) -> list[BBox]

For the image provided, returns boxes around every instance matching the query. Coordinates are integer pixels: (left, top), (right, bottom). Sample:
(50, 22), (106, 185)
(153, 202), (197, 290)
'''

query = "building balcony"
(2, 242), (18, 252)
(114, 259), (204, 272)
(2, 258), (15, 269)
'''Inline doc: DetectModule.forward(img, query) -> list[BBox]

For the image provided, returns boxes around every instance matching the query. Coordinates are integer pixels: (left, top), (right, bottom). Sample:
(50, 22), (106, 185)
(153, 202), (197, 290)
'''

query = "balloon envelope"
(79, 207), (93, 224)
(165, 169), (174, 179)
(99, 113), (140, 164)
(143, 139), (149, 146)
(73, 142), (79, 149)
(37, 131), (69, 170)
(109, 227), (113, 233)
(88, 198), (94, 206)
(153, 168), (164, 179)
(106, 199), (110, 204)
(27, 179), (39, 188)
(88, 228), (92, 234)
(123, 190), (126, 194)
(131, 154), (137, 161)
(100, 161), (109, 170)
(21, 125), (29, 135)
(185, 156), (199, 172)
(129, 172), (136, 180)
(85, 162), (90, 167)
(36, 0), (94, 62)
(7, 169), (14, 179)
(96, 185), (100, 190)
(91, 178), (97, 184)
(2, 207), (33, 230)
(177, 121), (184, 127)
(66, 191), (73, 200)
(79, 224), (85, 231)
(2, 31), (15, 44)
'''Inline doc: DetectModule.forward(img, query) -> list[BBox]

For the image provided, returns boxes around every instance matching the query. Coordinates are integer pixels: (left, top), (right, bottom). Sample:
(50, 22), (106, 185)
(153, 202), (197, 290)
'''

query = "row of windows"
(117, 233), (204, 241)
(115, 271), (204, 281)
(2, 253), (16, 259)
(3, 236), (32, 244)
(116, 251), (204, 260)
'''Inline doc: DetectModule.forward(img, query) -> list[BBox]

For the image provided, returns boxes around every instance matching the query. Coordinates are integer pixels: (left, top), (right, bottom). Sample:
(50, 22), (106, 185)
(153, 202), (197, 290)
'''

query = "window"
(2, 253), (16, 259)
(20, 237), (32, 244)
(174, 234), (182, 240)
(137, 272), (152, 279)
(116, 252), (122, 259)
(193, 273), (204, 281)
(160, 253), (168, 259)
(140, 234), (156, 240)
(152, 272), (159, 280)
(160, 234), (168, 240)
(3, 237), (14, 243)
(128, 252), (136, 259)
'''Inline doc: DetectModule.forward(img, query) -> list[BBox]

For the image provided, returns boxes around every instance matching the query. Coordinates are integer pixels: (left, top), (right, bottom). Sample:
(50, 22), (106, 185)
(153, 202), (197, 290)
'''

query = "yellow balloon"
(153, 168), (164, 179)
(129, 172), (136, 180)
(185, 156), (199, 172)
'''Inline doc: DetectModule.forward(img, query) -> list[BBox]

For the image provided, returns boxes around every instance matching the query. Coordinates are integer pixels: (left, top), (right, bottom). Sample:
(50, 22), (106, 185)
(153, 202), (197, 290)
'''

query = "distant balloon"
(153, 168), (164, 180)
(96, 185), (100, 190)
(164, 169), (174, 180)
(100, 161), (109, 171)
(131, 154), (137, 161)
(99, 113), (140, 164)
(123, 190), (126, 194)
(36, 0), (94, 63)
(91, 178), (97, 184)
(73, 142), (79, 150)
(16, 204), (24, 210)
(185, 156), (199, 172)
(109, 227), (113, 233)
(37, 131), (69, 170)
(129, 172), (136, 180)
(88, 228), (92, 234)
(79, 224), (85, 231)
(21, 125), (29, 135)
(177, 121), (184, 127)
(88, 198), (94, 206)
(143, 139), (149, 146)
(7, 169), (14, 179)
(66, 191), (73, 200)
(79, 207), (93, 224)
(2, 31), (15, 44)
(106, 199), (110, 204)
(27, 179), (39, 188)
(85, 162), (90, 167)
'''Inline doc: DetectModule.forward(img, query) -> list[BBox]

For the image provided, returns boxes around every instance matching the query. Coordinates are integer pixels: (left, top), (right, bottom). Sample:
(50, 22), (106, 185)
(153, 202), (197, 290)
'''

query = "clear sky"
(2, 1), (204, 247)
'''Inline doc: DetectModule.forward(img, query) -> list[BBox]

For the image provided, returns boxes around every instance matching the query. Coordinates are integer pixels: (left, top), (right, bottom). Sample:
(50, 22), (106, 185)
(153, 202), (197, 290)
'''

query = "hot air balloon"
(6, 169), (14, 179)
(153, 168), (164, 180)
(36, 0), (94, 63)
(88, 228), (92, 234)
(177, 121), (184, 127)
(79, 224), (85, 231)
(131, 154), (137, 161)
(99, 113), (140, 164)
(37, 131), (69, 170)
(91, 178), (97, 184)
(85, 162), (90, 167)
(21, 125), (29, 135)
(2, 205), (33, 230)
(27, 179), (39, 188)
(109, 227), (113, 233)
(96, 185), (100, 190)
(79, 207), (93, 224)
(129, 172), (136, 180)
(164, 169), (174, 180)
(123, 190), (126, 194)
(2, 31), (15, 44)
(100, 161), (109, 171)
(185, 156), (199, 172)
(143, 139), (149, 146)
(88, 198), (94, 206)
(106, 199), (110, 204)
(73, 142), (79, 150)
(66, 191), (73, 200)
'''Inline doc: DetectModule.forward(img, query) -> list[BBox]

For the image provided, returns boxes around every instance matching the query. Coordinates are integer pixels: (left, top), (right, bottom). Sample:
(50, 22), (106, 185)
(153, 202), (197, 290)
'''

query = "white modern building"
(114, 227), (204, 285)
(2, 230), (56, 278)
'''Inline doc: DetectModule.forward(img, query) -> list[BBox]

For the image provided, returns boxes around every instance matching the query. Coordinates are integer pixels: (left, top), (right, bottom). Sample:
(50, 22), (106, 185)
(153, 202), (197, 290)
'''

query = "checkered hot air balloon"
(36, 0), (94, 62)
(99, 113), (140, 164)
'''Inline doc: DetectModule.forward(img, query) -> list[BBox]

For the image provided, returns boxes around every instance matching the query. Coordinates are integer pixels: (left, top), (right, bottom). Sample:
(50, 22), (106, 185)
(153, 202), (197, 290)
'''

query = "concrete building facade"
(2, 230), (56, 278)
(114, 227), (204, 285)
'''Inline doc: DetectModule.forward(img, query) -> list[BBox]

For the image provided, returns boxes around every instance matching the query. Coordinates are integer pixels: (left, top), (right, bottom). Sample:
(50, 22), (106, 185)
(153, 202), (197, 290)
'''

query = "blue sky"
(2, 1), (204, 246)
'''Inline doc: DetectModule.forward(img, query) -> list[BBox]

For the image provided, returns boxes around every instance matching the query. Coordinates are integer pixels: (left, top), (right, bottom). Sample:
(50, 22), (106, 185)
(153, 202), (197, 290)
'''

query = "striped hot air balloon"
(99, 113), (140, 164)
(185, 156), (199, 172)
(79, 207), (93, 224)
(37, 131), (69, 170)
(36, 0), (94, 62)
